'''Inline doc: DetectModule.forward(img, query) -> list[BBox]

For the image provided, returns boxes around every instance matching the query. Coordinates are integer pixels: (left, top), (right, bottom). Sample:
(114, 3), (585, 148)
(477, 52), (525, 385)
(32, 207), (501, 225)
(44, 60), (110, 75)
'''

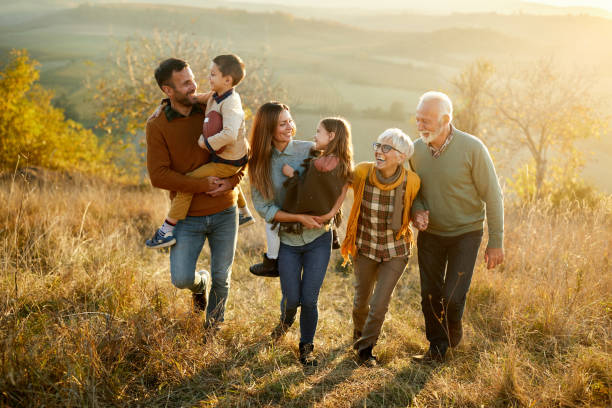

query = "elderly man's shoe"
(412, 344), (447, 363)
(449, 320), (463, 348)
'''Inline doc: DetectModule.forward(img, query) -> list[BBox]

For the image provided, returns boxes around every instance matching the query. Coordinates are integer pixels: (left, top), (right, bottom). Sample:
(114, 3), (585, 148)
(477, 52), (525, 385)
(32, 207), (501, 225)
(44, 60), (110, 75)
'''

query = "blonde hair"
(248, 102), (293, 201)
(377, 128), (414, 159)
(318, 117), (353, 181)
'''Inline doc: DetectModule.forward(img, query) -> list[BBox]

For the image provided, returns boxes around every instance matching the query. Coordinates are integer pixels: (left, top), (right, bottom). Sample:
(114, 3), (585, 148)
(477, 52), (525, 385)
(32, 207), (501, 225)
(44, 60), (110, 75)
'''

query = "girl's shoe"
(249, 253), (279, 277)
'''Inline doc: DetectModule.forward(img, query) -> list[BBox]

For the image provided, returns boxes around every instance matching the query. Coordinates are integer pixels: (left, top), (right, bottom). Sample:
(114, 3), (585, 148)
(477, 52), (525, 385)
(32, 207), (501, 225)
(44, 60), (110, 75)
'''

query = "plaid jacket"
(355, 179), (410, 261)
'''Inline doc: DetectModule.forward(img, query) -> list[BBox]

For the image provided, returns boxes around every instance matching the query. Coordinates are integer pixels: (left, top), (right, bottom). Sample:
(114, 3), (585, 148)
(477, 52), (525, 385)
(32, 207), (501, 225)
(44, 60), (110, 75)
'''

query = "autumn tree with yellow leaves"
(0, 50), (113, 176)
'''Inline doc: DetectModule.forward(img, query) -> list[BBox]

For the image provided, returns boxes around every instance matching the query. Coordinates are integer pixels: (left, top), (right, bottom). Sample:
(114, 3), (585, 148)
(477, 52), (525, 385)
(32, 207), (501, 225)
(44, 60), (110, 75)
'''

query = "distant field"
(293, 111), (412, 161)
(1, 3), (611, 192)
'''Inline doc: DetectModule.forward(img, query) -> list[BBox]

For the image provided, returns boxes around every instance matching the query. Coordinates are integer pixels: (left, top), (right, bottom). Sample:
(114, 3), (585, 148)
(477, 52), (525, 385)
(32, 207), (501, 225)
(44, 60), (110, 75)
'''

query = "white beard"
(420, 127), (443, 144)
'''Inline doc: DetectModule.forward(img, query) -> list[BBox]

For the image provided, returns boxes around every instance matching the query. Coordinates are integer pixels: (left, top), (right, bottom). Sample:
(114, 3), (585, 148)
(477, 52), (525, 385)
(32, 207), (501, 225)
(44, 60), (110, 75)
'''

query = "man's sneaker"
(249, 253), (279, 277)
(299, 342), (318, 367)
(192, 270), (209, 313)
(197, 269), (210, 291)
(193, 292), (207, 313)
(239, 213), (256, 228)
(145, 228), (176, 249)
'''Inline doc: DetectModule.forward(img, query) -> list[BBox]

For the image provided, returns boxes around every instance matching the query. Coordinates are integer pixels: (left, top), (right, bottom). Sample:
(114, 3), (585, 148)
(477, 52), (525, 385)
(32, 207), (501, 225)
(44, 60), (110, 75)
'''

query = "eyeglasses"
(372, 142), (401, 154)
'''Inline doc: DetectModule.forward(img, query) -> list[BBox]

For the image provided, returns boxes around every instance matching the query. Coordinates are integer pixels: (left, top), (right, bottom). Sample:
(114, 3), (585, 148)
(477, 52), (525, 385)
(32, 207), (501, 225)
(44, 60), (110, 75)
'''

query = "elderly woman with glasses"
(340, 128), (421, 366)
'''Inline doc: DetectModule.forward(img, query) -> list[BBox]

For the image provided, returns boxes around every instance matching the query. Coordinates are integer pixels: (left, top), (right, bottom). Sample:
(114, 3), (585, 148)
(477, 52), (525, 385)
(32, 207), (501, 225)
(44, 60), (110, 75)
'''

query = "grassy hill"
(0, 167), (610, 407)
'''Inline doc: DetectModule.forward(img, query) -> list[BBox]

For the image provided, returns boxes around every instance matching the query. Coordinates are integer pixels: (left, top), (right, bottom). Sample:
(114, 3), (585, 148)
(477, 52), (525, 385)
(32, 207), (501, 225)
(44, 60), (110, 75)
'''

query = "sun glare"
(531, 0), (612, 12)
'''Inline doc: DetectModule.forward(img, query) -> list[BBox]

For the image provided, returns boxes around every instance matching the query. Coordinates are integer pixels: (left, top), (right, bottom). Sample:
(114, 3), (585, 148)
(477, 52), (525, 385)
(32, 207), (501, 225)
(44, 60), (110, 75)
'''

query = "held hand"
(206, 177), (231, 196)
(298, 214), (322, 229)
(282, 164), (295, 178)
(198, 134), (208, 150)
(484, 247), (504, 269)
(412, 210), (429, 231)
(313, 214), (330, 224)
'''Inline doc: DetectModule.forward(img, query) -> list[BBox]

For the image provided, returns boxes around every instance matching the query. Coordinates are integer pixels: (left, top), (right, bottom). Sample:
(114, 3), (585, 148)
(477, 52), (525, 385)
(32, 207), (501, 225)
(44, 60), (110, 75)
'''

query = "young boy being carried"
(146, 53), (254, 249)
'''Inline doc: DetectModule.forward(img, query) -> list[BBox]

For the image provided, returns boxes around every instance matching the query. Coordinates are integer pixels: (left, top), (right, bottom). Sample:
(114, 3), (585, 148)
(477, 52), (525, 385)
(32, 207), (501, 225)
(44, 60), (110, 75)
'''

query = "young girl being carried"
(249, 117), (352, 278)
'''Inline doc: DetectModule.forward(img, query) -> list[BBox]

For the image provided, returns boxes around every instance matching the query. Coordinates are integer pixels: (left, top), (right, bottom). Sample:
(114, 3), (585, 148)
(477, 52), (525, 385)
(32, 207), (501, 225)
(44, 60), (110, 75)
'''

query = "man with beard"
(146, 58), (242, 329)
(409, 91), (504, 362)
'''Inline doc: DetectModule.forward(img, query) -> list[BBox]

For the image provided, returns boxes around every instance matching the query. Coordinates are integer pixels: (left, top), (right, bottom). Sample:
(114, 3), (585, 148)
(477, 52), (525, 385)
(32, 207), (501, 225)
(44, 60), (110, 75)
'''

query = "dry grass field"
(1, 171), (611, 407)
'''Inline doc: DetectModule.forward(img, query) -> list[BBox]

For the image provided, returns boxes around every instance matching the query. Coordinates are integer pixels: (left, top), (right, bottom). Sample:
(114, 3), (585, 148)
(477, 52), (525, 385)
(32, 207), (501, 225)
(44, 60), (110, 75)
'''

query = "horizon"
(227, 0), (612, 13)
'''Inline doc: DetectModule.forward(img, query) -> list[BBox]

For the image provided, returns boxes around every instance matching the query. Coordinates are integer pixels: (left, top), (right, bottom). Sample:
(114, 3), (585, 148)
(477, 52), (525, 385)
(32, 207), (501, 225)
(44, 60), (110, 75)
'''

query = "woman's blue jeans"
(278, 231), (332, 344)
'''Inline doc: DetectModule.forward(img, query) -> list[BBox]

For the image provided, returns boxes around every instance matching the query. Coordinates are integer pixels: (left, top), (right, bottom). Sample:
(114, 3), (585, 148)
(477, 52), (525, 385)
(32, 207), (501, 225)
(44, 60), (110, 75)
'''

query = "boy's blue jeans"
(170, 206), (238, 323)
(417, 229), (483, 350)
(278, 231), (332, 344)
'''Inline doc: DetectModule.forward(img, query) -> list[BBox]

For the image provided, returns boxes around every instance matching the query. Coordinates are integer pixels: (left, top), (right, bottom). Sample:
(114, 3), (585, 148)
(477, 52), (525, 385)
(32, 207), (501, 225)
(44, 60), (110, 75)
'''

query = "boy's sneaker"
(239, 213), (256, 228)
(193, 292), (207, 313)
(145, 228), (176, 249)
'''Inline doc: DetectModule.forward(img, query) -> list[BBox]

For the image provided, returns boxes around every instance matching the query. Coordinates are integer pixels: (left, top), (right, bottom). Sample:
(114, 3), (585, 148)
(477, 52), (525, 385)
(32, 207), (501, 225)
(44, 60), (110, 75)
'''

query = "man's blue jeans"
(417, 229), (483, 350)
(170, 206), (238, 323)
(278, 231), (332, 344)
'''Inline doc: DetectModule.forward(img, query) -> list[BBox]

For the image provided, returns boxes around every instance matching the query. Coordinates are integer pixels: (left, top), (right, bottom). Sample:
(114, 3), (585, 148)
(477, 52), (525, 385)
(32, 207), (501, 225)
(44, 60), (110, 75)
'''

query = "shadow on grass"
(135, 331), (359, 407)
(352, 363), (434, 407)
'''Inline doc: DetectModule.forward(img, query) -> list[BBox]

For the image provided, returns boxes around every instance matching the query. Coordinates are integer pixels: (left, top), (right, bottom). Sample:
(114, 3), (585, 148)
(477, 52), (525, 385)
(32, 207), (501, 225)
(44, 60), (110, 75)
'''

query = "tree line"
(1, 41), (608, 205)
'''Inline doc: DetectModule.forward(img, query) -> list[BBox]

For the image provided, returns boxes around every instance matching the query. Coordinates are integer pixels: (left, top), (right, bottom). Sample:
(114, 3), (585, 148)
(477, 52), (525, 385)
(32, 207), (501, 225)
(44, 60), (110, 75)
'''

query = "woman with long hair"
(249, 102), (351, 366)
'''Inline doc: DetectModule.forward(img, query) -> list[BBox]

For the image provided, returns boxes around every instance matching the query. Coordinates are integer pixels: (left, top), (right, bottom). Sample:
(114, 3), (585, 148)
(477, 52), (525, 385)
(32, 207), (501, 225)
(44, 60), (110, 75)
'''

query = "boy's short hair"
(155, 58), (189, 90)
(213, 54), (246, 86)
(378, 128), (414, 158)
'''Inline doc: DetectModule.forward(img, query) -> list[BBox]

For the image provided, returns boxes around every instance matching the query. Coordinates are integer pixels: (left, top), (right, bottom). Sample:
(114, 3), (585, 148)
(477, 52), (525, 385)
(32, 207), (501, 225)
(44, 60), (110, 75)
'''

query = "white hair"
(417, 91), (453, 122)
(377, 128), (414, 159)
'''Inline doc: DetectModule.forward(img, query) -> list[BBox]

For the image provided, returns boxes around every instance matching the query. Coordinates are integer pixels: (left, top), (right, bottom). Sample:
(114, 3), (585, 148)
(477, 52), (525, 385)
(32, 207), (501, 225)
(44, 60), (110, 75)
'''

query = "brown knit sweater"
(145, 103), (243, 216)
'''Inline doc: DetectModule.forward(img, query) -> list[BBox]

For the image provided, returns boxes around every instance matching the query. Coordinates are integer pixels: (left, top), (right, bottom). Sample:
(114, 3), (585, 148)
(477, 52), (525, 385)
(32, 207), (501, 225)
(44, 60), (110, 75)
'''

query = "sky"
(531, 0), (612, 11)
(231, 0), (612, 12)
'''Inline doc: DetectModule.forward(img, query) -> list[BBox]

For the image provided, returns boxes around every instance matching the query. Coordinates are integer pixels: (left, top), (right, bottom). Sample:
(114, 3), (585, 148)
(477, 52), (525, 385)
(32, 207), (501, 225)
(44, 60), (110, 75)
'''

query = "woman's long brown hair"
(319, 117), (353, 181)
(248, 102), (292, 201)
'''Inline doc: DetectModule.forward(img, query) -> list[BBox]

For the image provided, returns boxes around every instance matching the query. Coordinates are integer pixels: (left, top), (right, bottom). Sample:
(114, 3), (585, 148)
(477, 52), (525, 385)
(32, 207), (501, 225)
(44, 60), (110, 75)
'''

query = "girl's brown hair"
(319, 117), (353, 181)
(248, 102), (293, 201)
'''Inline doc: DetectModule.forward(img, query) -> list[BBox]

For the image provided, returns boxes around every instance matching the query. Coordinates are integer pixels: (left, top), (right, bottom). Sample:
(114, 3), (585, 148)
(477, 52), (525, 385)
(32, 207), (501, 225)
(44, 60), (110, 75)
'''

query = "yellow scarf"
(341, 162), (421, 265)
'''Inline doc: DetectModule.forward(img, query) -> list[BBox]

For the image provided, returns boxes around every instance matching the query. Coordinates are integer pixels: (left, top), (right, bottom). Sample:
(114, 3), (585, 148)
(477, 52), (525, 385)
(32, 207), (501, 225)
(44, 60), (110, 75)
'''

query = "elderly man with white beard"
(409, 91), (504, 362)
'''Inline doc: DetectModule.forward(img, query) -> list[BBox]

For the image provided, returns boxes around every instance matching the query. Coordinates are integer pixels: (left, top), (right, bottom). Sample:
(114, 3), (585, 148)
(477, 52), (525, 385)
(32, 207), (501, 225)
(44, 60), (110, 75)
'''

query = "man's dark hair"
(213, 54), (246, 86)
(154, 58), (189, 90)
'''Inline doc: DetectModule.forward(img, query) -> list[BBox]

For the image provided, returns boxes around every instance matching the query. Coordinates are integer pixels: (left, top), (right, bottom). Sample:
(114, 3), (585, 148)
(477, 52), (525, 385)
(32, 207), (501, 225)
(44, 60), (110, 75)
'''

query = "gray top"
(410, 126), (504, 248)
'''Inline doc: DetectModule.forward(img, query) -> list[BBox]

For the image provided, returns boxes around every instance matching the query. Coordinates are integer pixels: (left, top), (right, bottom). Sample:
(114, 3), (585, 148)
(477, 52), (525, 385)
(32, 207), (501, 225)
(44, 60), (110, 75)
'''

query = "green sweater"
(409, 127), (504, 248)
